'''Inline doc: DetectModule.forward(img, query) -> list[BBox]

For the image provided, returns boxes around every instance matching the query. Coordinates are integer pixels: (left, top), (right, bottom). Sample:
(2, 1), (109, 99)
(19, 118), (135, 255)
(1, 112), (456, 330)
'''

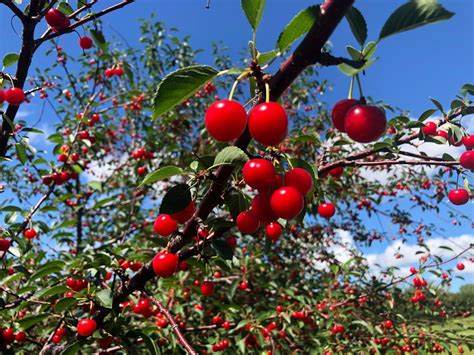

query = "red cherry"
(464, 135), (474, 149)
(266, 222), (282, 241)
(200, 281), (215, 297)
(331, 98), (358, 132)
(24, 228), (37, 240)
(238, 280), (249, 290)
(448, 189), (469, 205)
(15, 331), (27, 342)
(384, 320), (393, 328)
(318, 202), (336, 219)
(421, 121), (437, 136)
(156, 317), (169, 328)
(0, 90), (5, 103)
(2, 328), (15, 344)
(130, 261), (143, 272)
(456, 263), (465, 271)
(344, 105), (387, 143)
(66, 277), (77, 290)
(79, 36), (93, 49)
(45, 9), (69, 29)
(248, 102), (288, 146)
(77, 318), (97, 337)
(242, 159), (276, 190)
(137, 166), (146, 175)
(97, 337), (113, 349)
(170, 200), (196, 223)
(284, 168), (313, 195)
(409, 267), (417, 274)
(236, 211), (260, 234)
(460, 150), (474, 170)
(78, 130), (90, 140)
(329, 167), (344, 179)
(58, 153), (68, 163)
(225, 235), (237, 249)
(114, 67), (124, 76)
(153, 214), (177, 236)
(52, 334), (62, 343)
(0, 239), (11, 252)
(5, 88), (25, 105)
(270, 187), (304, 220)
(179, 260), (190, 271)
(436, 129), (448, 140)
(205, 100), (247, 142)
(152, 253), (178, 278)
(251, 193), (278, 223)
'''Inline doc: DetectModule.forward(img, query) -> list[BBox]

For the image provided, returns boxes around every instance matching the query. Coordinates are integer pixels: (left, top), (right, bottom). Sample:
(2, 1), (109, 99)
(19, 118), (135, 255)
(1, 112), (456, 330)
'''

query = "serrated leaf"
(241, 0), (266, 31)
(345, 6), (367, 46)
(34, 285), (70, 299)
(159, 184), (192, 215)
(153, 65), (219, 118)
(418, 108), (437, 122)
(57, 2), (73, 15)
(430, 97), (444, 113)
(379, 0), (454, 41)
(139, 166), (183, 187)
(257, 50), (278, 65)
(213, 146), (248, 167)
(95, 288), (112, 309)
(346, 45), (362, 60)
(2, 53), (19, 68)
(276, 5), (319, 53)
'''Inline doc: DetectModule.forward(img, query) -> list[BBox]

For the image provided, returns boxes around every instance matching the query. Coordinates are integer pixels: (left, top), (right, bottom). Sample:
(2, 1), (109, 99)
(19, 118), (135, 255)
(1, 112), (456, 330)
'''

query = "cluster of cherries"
(104, 66), (124, 78)
(331, 98), (387, 143)
(45, 9), (92, 50)
(211, 339), (231, 352)
(1, 328), (27, 344)
(0, 87), (26, 106)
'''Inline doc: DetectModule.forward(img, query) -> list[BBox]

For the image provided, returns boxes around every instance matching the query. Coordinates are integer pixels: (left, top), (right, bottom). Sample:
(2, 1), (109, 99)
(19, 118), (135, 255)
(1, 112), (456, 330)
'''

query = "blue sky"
(0, 1), (473, 289)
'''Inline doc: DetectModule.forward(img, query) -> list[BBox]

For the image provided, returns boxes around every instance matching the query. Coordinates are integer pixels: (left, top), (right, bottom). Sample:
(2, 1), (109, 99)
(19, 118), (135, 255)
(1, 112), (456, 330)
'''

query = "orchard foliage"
(0, 0), (473, 354)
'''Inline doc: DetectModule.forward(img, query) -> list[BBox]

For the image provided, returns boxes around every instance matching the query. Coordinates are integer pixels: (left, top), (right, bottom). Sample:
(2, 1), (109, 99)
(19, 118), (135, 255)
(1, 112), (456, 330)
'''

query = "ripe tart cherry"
(45, 9), (69, 30)
(421, 121), (437, 136)
(460, 150), (474, 170)
(331, 98), (358, 132)
(204, 99), (247, 142)
(152, 253), (178, 278)
(344, 104), (387, 143)
(284, 168), (313, 195)
(236, 211), (260, 234)
(266, 222), (282, 241)
(2, 328), (15, 344)
(318, 202), (336, 219)
(270, 187), (304, 220)
(79, 36), (93, 49)
(448, 189), (469, 205)
(77, 318), (97, 337)
(0, 239), (11, 252)
(242, 159), (276, 190)
(170, 200), (196, 223)
(200, 281), (215, 296)
(5, 87), (25, 105)
(464, 135), (474, 149)
(24, 228), (37, 240)
(248, 102), (288, 146)
(153, 214), (177, 236)
(456, 262), (465, 270)
(251, 193), (278, 222)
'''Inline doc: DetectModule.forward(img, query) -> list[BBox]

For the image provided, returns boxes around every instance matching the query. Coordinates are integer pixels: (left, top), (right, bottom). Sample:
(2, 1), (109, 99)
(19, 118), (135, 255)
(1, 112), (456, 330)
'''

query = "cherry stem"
(355, 74), (364, 98)
(348, 76), (354, 99)
(265, 82), (270, 103)
(228, 71), (249, 101)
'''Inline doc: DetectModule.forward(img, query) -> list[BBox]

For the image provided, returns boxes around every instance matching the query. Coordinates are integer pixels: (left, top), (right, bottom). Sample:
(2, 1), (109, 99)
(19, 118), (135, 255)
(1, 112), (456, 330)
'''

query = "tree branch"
(0, 0), (26, 21)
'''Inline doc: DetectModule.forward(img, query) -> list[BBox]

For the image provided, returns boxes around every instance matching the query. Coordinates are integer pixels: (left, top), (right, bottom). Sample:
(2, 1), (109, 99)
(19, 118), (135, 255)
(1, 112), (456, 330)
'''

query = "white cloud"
(83, 153), (129, 182)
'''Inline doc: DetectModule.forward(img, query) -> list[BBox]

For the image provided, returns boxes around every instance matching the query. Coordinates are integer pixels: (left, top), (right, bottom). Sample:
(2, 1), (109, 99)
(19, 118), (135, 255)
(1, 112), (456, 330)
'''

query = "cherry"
(2, 328), (15, 344)
(242, 159), (276, 190)
(318, 202), (336, 219)
(276, 305), (284, 313)
(153, 214), (177, 236)
(0, 238), (11, 252)
(130, 261), (143, 271)
(170, 200), (196, 223)
(0, 90), (5, 103)
(15, 331), (27, 342)
(464, 135), (474, 149)
(77, 318), (97, 337)
(344, 104), (387, 143)
(5, 87), (25, 105)
(52, 334), (62, 343)
(200, 281), (215, 296)
(284, 168), (313, 195)
(460, 150), (474, 170)
(331, 98), (358, 132)
(114, 67), (124, 76)
(236, 211), (260, 234)
(79, 36), (93, 49)
(66, 277), (77, 289)
(58, 153), (68, 163)
(156, 317), (169, 328)
(205, 99), (247, 142)
(137, 166), (146, 175)
(456, 262), (465, 271)
(409, 267), (417, 274)
(179, 260), (190, 271)
(384, 320), (393, 328)
(329, 167), (344, 179)
(248, 102), (288, 146)
(24, 228), (37, 240)
(270, 187), (304, 220)
(266, 222), (282, 241)
(152, 253), (178, 278)
(436, 129), (448, 140)
(78, 130), (90, 140)
(225, 235), (237, 249)
(97, 337), (113, 349)
(239, 280), (249, 290)
(421, 121), (437, 136)
(447, 189), (469, 205)
(251, 193), (277, 222)
(45, 9), (69, 29)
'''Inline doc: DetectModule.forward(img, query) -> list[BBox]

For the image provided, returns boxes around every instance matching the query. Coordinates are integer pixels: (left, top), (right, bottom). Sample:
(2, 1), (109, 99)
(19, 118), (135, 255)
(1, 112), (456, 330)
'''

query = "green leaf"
(95, 288), (113, 309)
(93, 197), (115, 209)
(90, 29), (107, 51)
(54, 297), (77, 312)
(441, 153), (455, 161)
(2, 53), (19, 68)
(418, 108), (437, 122)
(159, 184), (192, 215)
(362, 41), (377, 59)
(140, 332), (159, 355)
(29, 260), (65, 281)
(139, 166), (183, 187)
(153, 65), (219, 119)
(345, 6), (367, 46)
(276, 5), (319, 53)
(15, 144), (27, 165)
(406, 120), (426, 128)
(212, 240), (234, 260)
(257, 50), (278, 65)
(346, 45), (362, 60)
(241, 0), (266, 32)
(47, 133), (64, 144)
(34, 285), (70, 299)
(430, 97), (445, 113)
(18, 314), (48, 330)
(61, 341), (82, 355)
(57, 2), (74, 15)
(379, 0), (454, 41)
(225, 192), (250, 220)
(213, 146), (248, 167)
